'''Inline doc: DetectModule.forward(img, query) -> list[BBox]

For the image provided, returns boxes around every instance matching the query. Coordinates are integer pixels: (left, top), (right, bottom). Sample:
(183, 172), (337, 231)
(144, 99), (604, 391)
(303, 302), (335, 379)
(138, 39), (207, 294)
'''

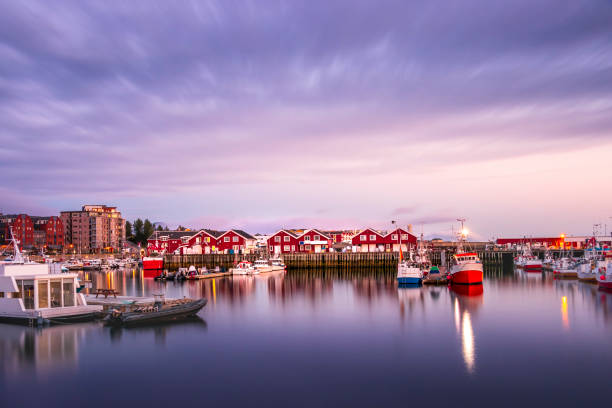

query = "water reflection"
(0, 323), (94, 379)
(450, 285), (483, 374)
(5, 265), (612, 406)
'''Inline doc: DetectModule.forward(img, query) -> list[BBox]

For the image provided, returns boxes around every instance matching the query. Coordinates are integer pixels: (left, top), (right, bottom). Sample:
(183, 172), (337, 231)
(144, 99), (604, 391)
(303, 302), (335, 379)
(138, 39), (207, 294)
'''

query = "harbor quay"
(162, 249), (583, 271)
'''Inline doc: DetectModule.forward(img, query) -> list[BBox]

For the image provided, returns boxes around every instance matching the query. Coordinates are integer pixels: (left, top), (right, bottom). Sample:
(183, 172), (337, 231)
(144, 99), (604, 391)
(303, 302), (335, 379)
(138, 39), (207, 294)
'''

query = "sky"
(1, 0), (611, 239)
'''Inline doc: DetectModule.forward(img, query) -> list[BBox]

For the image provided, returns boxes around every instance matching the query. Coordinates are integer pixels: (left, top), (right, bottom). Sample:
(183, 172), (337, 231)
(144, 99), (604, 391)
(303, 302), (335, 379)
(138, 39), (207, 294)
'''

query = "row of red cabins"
(147, 227), (418, 255)
(147, 229), (258, 255)
(0, 214), (64, 250)
(268, 227), (417, 254)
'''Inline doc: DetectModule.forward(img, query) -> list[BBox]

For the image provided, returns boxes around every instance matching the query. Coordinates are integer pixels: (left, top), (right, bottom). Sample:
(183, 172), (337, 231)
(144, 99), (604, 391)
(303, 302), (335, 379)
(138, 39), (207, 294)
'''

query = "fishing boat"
(553, 258), (578, 278)
(104, 298), (207, 326)
(514, 245), (542, 272)
(270, 256), (286, 271)
(0, 228), (102, 326)
(448, 220), (483, 285)
(397, 253), (423, 285)
(542, 250), (554, 269)
(596, 252), (612, 289)
(414, 232), (432, 277)
(231, 260), (254, 275)
(251, 259), (273, 274)
(577, 261), (597, 283)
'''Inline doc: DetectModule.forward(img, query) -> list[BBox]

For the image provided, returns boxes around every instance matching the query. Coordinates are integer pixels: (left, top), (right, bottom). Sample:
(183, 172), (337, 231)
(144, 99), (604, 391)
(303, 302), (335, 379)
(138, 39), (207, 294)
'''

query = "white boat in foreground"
(0, 229), (102, 326)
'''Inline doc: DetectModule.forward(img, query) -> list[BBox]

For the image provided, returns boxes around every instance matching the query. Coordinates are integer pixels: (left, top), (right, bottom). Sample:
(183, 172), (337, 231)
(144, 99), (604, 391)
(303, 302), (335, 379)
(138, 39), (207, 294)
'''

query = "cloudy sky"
(1, 0), (611, 239)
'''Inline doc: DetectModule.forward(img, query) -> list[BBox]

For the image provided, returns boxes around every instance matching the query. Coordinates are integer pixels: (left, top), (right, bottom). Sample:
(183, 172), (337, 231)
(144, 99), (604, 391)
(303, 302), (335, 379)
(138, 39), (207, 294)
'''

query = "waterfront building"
(0, 214), (34, 249)
(350, 227), (417, 252)
(215, 230), (257, 253)
(32, 216), (64, 251)
(266, 229), (334, 254)
(496, 235), (612, 249)
(60, 205), (125, 253)
(351, 228), (386, 252)
(267, 230), (301, 254)
(147, 229), (256, 255)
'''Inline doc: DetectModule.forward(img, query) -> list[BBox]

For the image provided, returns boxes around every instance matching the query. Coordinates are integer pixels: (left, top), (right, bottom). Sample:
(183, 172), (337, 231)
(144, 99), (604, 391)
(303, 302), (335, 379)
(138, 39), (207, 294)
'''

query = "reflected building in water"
(0, 324), (93, 378)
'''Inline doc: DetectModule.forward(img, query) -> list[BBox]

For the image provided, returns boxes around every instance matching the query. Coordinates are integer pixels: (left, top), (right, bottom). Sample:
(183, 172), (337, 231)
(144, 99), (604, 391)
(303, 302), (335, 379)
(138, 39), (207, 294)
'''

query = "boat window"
(63, 280), (75, 307)
(38, 280), (49, 308)
(21, 280), (35, 310)
(50, 280), (62, 308)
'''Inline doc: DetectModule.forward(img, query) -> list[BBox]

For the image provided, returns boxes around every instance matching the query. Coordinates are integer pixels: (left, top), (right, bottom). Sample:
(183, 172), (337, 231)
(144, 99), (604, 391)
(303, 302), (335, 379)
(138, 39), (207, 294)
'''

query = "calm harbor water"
(2, 268), (612, 407)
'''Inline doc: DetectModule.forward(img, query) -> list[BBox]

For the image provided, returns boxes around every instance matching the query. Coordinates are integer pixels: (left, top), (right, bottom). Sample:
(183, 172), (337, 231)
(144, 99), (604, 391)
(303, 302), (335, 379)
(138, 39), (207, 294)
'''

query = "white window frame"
(370, 235), (376, 240)
(314, 235), (320, 241)
(392, 234), (398, 240)
(304, 236), (311, 241)
(275, 236), (281, 243)
(284, 236), (290, 242)
(232, 236), (239, 242)
(224, 237), (230, 242)
(283, 245), (290, 251)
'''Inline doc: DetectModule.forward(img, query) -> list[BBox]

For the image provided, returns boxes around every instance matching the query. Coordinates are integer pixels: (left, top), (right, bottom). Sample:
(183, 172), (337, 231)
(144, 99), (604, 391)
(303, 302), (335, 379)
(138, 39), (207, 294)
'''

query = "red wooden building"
(496, 237), (564, 249)
(147, 229), (256, 255)
(32, 216), (64, 250)
(351, 227), (417, 252)
(0, 214), (34, 249)
(267, 229), (334, 254)
(215, 230), (256, 253)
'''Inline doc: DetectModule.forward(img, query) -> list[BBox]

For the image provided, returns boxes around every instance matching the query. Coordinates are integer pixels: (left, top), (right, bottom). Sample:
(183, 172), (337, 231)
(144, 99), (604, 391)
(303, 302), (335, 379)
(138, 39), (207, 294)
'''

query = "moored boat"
(596, 252), (612, 289)
(104, 298), (207, 326)
(142, 256), (164, 277)
(447, 219), (483, 285)
(448, 252), (484, 285)
(231, 260), (254, 275)
(270, 256), (286, 271)
(553, 257), (578, 278)
(0, 228), (102, 326)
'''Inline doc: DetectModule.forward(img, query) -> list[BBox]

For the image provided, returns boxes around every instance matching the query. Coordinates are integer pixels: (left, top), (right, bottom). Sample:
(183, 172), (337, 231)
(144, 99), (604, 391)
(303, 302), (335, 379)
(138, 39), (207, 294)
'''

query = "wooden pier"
(163, 249), (578, 272)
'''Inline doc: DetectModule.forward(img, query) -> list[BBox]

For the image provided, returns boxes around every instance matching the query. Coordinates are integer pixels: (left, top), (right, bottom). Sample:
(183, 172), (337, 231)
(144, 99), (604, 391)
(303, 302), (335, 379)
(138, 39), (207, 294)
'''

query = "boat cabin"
(0, 262), (101, 325)
(455, 253), (480, 263)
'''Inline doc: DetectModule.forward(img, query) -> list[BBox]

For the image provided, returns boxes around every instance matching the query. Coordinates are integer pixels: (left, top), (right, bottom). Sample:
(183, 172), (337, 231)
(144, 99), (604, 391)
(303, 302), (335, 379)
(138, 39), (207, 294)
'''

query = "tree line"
(125, 219), (167, 246)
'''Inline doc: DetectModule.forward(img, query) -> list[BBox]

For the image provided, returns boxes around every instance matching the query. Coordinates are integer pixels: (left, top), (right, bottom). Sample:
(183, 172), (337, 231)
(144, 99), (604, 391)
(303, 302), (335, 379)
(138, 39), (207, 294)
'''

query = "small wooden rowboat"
(104, 298), (207, 326)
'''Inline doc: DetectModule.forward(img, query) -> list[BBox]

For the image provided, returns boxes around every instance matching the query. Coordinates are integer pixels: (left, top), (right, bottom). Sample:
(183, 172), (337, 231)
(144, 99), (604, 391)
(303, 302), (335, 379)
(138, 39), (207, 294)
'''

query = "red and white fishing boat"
(448, 220), (483, 285)
(596, 252), (612, 289)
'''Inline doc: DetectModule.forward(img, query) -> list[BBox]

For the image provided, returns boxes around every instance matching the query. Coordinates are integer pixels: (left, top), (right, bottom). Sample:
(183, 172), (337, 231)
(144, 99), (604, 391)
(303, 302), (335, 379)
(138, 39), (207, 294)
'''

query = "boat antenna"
(9, 227), (25, 263)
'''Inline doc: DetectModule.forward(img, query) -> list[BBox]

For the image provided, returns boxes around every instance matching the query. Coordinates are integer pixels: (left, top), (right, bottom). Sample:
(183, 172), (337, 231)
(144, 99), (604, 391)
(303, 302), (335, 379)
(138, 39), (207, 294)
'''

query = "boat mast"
(9, 227), (25, 263)
(457, 218), (466, 254)
(392, 220), (402, 262)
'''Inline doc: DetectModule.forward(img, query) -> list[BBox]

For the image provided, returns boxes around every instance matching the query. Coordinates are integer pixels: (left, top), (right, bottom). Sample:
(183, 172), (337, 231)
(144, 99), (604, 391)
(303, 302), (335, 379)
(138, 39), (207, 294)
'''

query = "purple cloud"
(1, 1), (611, 236)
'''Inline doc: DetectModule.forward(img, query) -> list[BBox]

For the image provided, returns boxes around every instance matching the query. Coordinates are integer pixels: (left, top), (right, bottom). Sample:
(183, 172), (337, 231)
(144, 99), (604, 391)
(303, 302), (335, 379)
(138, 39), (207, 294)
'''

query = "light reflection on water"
(2, 267), (612, 407)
